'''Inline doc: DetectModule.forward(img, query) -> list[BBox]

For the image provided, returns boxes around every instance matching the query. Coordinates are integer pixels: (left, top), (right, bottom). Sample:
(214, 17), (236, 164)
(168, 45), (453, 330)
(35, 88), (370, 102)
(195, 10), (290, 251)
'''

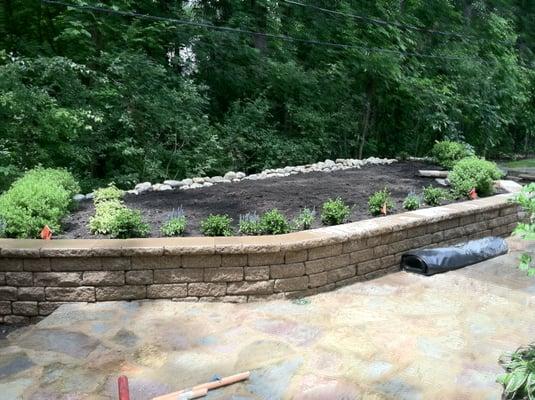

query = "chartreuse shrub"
(292, 208), (316, 231)
(89, 199), (149, 238)
(93, 183), (124, 204)
(321, 198), (351, 225)
(431, 141), (475, 170)
(0, 167), (80, 238)
(448, 157), (503, 199)
(160, 207), (187, 237)
(497, 343), (535, 400)
(403, 193), (421, 211)
(239, 212), (262, 235)
(368, 189), (394, 216)
(201, 214), (233, 236)
(259, 209), (290, 235)
(423, 185), (448, 206)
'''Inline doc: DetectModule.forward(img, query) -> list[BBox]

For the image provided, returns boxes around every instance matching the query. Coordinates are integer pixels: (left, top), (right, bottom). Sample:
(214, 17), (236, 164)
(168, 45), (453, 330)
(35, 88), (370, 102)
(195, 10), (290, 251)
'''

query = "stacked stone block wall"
(0, 194), (523, 324)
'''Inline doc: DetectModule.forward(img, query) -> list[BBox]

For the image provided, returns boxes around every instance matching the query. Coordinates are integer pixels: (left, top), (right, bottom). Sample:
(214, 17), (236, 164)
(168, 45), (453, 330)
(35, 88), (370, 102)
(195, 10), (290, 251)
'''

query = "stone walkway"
(1, 239), (534, 400)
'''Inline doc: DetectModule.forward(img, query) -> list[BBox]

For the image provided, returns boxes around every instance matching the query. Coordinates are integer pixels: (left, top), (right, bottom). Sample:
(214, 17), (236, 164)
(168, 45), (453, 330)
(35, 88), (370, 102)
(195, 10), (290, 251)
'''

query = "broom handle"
(151, 372), (250, 400)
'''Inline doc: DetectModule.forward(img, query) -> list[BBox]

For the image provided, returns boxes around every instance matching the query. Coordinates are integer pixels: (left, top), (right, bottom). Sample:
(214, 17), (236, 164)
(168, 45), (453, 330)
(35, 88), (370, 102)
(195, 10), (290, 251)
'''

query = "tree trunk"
(358, 80), (374, 159)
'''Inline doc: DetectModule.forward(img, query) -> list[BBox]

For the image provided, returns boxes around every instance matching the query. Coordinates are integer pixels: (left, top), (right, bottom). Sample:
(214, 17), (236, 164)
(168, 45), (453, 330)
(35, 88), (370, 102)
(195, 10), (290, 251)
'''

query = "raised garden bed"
(62, 161), (471, 238)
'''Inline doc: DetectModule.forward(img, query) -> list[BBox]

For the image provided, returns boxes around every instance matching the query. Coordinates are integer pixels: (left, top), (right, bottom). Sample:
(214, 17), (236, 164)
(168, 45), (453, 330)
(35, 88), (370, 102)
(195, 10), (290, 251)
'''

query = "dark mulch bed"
(62, 161), (456, 238)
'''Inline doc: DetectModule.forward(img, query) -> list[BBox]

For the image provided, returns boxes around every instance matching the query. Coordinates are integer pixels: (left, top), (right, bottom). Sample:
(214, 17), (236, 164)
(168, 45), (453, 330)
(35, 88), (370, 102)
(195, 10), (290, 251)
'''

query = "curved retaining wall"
(0, 194), (523, 324)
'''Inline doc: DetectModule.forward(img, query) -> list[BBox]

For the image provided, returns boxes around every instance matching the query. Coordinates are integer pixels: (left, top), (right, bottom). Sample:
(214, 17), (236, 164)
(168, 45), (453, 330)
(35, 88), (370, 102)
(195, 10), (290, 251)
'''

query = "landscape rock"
(435, 178), (449, 186)
(181, 178), (193, 186)
(85, 193), (94, 200)
(152, 184), (172, 191)
(236, 172), (246, 179)
(73, 194), (85, 202)
(189, 183), (203, 189)
(127, 189), (139, 195)
(224, 171), (237, 180)
(192, 177), (205, 184)
(163, 180), (182, 187)
(135, 182), (152, 193)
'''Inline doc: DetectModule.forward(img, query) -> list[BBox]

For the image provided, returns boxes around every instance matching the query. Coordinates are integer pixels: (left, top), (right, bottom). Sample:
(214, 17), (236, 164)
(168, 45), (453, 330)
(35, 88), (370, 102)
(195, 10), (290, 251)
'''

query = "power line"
(283, 0), (469, 39)
(283, 0), (514, 46)
(41, 0), (488, 63)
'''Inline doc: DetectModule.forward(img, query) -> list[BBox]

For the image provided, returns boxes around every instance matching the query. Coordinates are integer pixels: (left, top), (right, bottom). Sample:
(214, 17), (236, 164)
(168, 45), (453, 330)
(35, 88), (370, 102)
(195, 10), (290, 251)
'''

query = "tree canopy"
(1, 0), (534, 191)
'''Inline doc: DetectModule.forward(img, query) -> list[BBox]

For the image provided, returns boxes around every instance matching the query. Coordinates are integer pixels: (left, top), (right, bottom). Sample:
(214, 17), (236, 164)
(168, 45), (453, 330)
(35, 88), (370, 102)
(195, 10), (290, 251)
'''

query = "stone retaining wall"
(0, 194), (523, 324)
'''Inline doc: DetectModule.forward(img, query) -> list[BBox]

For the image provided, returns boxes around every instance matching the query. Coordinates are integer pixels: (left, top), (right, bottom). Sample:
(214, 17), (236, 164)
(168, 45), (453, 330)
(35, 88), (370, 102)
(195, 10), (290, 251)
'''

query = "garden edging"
(0, 193), (523, 324)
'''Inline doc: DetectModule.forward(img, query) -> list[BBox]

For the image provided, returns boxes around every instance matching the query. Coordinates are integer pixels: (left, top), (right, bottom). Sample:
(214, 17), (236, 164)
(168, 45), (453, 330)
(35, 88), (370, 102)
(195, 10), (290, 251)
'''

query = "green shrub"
(200, 214), (233, 236)
(448, 157), (503, 198)
(93, 184), (124, 204)
(0, 218), (6, 238)
(497, 343), (535, 400)
(89, 200), (149, 238)
(292, 208), (316, 230)
(0, 167), (80, 238)
(259, 209), (291, 234)
(368, 189), (394, 216)
(403, 194), (421, 211)
(160, 207), (187, 237)
(423, 185), (448, 206)
(431, 140), (475, 170)
(239, 212), (262, 235)
(321, 198), (351, 225)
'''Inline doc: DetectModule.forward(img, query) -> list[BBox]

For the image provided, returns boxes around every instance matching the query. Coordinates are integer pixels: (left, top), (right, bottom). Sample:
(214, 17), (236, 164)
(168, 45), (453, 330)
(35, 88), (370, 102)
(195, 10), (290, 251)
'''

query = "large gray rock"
(135, 182), (152, 193)
(224, 171), (238, 180)
(73, 194), (85, 202)
(163, 180), (182, 187)
(181, 178), (193, 186)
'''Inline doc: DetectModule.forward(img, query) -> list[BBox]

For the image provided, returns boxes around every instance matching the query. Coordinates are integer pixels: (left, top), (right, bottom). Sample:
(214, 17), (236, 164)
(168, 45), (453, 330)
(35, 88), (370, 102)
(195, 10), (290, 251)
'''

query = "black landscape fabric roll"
(401, 236), (509, 276)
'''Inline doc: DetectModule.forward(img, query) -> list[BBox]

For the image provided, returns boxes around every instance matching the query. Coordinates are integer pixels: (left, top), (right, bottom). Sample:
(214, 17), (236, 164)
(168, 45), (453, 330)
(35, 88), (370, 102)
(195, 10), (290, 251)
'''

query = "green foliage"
(497, 343), (535, 400)
(292, 208), (316, 231)
(368, 189), (394, 216)
(423, 185), (448, 206)
(0, 167), (79, 238)
(513, 183), (535, 276)
(403, 194), (421, 211)
(160, 217), (187, 237)
(93, 184), (124, 205)
(431, 141), (475, 170)
(200, 214), (233, 237)
(88, 200), (150, 238)
(321, 198), (351, 225)
(448, 157), (503, 198)
(239, 212), (262, 236)
(0, 218), (6, 238)
(259, 209), (291, 235)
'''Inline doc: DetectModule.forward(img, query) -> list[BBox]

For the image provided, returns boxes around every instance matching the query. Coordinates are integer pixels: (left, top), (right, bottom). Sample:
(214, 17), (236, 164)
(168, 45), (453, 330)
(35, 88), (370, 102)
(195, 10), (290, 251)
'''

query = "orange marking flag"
(469, 188), (478, 200)
(40, 225), (53, 240)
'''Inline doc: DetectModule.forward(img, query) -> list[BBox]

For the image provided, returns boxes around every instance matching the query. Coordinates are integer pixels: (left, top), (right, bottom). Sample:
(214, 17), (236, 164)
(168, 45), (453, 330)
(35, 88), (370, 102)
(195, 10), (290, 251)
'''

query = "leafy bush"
(321, 198), (351, 225)
(431, 141), (475, 170)
(403, 194), (421, 211)
(160, 207), (187, 237)
(497, 343), (535, 400)
(93, 184), (124, 204)
(423, 185), (448, 206)
(200, 214), (233, 236)
(0, 218), (6, 238)
(448, 157), (503, 198)
(259, 209), (291, 235)
(239, 212), (262, 235)
(0, 167), (80, 238)
(513, 183), (535, 276)
(292, 208), (316, 230)
(89, 199), (149, 238)
(368, 189), (394, 216)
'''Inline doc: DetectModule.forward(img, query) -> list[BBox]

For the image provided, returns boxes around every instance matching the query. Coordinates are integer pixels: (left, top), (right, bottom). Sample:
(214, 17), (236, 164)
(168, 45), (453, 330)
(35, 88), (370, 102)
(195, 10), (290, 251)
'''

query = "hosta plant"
(497, 343), (535, 400)
(513, 183), (535, 276)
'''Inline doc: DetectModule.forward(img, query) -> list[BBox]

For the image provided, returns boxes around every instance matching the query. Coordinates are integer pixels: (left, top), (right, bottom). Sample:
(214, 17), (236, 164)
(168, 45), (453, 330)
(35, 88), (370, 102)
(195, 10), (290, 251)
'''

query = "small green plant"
(292, 208), (316, 230)
(321, 198), (351, 225)
(368, 189), (394, 216)
(513, 183), (535, 276)
(398, 151), (410, 161)
(0, 167), (80, 238)
(200, 214), (233, 236)
(89, 196), (149, 238)
(160, 207), (187, 237)
(448, 157), (503, 199)
(431, 140), (475, 170)
(93, 183), (124, 204)
(423, 185), (448, 206)
(239, 212), (262, 235)
(259, 209), (291, 235)
(403, 193), (421, 211)
(497, 343), (535, 400)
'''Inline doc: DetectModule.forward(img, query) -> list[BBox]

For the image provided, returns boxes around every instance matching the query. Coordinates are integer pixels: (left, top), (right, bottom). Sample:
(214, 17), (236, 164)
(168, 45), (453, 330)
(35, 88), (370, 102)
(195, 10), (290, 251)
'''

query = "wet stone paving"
(1, 238), (534, 399)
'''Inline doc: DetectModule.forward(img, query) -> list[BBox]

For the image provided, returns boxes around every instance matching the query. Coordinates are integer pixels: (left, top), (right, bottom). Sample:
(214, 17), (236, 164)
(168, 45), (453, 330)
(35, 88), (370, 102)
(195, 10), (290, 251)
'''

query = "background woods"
(0, 0), (534, 192)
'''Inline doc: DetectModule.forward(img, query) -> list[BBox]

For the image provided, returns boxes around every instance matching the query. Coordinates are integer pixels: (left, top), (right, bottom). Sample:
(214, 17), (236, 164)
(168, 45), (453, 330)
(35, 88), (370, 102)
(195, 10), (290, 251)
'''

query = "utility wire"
(283, 0), (468, 38)
(41, 0), (488, 63)
(283, 0), (515, 46)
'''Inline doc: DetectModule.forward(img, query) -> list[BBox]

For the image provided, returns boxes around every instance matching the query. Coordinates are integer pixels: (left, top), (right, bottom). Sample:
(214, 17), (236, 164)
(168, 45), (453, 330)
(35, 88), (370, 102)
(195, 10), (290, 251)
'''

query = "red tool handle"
(118, 375), (130, 400)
